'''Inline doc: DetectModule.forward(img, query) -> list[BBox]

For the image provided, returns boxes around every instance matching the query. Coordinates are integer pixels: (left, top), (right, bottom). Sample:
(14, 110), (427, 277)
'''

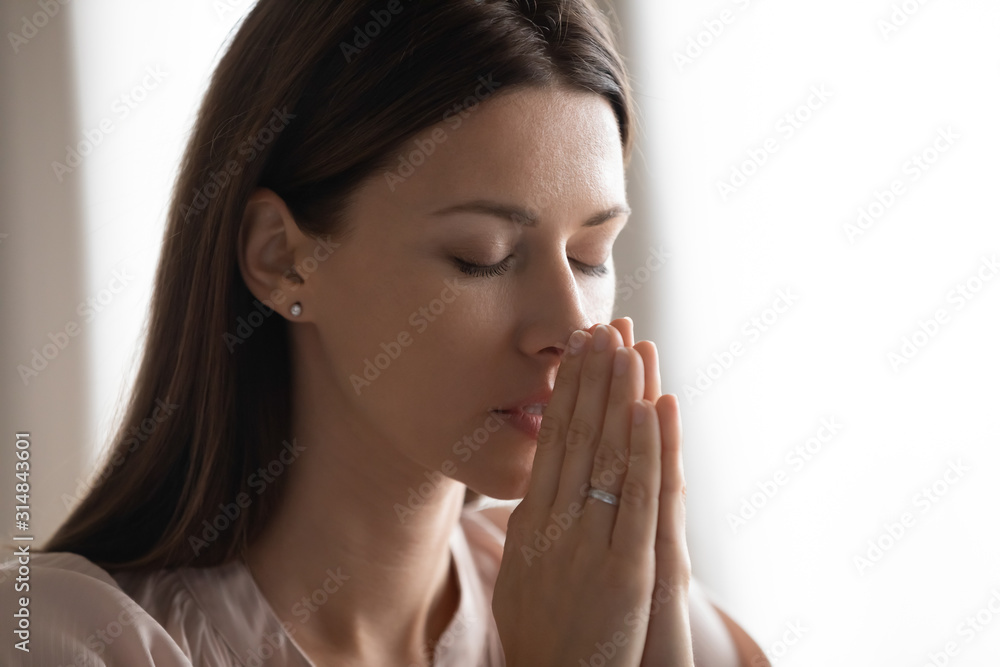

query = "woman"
(9, 0), (768, 664)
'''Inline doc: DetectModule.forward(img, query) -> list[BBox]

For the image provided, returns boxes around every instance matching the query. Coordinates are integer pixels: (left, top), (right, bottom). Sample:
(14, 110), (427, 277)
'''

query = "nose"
(516, 252), (595, 358)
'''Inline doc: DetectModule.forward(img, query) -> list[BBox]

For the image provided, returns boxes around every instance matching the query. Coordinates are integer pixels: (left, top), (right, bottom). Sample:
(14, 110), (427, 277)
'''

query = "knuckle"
(663, 475), (687, 498)
(582, 358), (605, 384)
(592, 441), (617, 474)
(536, 413), (561, 448)
(655, 508), (690, 552)
(566, 417), (596, 452)
(619, 477), (650, 507)
(554, 362), (577, 391)
(608, 377), (632, 406)
(659, 570), (692, 599)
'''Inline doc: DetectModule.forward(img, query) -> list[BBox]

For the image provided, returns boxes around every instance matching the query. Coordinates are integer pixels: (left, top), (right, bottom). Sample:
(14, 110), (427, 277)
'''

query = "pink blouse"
(1, 508), (507, 666)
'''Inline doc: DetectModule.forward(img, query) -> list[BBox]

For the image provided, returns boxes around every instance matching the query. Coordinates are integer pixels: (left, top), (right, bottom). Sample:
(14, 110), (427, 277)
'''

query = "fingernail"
(613, 347), (628, 376)
(568, 330), (586, 355)
(632, 400), (646, 425)
(593, 325), (610, 352)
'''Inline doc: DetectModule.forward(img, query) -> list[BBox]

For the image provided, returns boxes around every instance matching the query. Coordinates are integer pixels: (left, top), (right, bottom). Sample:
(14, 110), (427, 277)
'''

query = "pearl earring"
(290, 302), (302, 317)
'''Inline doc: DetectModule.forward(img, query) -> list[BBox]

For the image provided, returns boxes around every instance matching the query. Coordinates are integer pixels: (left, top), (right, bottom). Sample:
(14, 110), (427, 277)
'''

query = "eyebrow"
(428, 199), (631, 228)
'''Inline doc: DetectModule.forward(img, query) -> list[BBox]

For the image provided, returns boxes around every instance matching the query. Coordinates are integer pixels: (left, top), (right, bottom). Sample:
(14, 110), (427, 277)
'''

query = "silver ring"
(586, 487), (620, 507)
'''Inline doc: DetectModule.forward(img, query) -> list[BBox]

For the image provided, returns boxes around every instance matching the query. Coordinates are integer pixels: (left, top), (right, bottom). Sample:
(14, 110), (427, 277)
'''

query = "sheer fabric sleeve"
(1, 552), (194, 667)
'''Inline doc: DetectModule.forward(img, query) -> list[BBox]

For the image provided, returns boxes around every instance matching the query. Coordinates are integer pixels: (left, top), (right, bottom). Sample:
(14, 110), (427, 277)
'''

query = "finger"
(581, 346), (644, 543)
(524, 329), (590, 510)
(653, 394), (690, 573)
(643, 395), (694, 666)
(585, 321), (631, 350)
(610, 399), (661, 555)
(609, 317), (634, 347)
(553, 324), (623, 513)
(633, 340), (661, 402)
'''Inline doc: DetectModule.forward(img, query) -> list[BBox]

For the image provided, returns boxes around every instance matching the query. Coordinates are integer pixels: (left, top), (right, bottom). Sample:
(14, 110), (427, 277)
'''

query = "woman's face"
(297, 84), (629, 500)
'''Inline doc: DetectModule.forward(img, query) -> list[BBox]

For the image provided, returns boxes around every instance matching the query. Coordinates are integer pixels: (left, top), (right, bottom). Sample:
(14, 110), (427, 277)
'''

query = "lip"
(492, 387), (554, 413)
(490, 386), (553, 439)
(491, 408), (543, 438)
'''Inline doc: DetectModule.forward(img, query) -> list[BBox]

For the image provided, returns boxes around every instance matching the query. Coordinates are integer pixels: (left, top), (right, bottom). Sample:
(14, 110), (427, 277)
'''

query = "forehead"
(382, 84), (626, 216)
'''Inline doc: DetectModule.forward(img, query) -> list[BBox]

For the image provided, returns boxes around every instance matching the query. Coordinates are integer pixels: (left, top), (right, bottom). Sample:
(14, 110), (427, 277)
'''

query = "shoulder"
(0, 550), (195, 666)
(117, 557), (313, 667)
(689, 577), (771, 667)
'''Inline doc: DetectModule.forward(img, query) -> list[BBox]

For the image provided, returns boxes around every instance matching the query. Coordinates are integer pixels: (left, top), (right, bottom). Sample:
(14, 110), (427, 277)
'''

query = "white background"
(621, 1), (1000, 665)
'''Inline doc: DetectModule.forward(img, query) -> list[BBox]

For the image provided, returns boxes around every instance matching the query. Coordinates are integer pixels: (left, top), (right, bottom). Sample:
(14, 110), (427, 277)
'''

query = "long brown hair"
(43, 0), (637, 570)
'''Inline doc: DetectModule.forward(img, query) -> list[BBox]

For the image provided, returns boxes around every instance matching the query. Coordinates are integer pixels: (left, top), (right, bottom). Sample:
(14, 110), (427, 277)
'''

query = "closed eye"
(452, 256), (609, 278)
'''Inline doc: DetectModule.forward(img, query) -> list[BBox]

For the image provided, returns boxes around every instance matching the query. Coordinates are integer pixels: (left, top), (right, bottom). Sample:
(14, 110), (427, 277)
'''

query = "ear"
(237, 187), (315, 322)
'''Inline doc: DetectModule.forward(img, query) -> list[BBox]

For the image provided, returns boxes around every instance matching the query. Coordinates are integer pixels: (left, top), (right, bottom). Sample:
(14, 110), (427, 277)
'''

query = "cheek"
(370, 339), (496, 463)
(334, 277), (486, 402)
(388, 309), (502, 435)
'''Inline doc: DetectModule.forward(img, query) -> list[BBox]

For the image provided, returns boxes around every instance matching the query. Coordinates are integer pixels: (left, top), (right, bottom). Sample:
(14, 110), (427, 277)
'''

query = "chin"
(462, 452), (534, 501)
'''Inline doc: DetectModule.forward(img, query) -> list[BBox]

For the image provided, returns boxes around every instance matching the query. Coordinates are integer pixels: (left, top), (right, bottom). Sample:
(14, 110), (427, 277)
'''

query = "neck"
(244, 337), (467, 663)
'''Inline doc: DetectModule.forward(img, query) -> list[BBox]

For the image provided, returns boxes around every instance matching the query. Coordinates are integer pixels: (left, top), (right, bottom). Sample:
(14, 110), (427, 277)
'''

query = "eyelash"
(453, 256), (609, 278)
